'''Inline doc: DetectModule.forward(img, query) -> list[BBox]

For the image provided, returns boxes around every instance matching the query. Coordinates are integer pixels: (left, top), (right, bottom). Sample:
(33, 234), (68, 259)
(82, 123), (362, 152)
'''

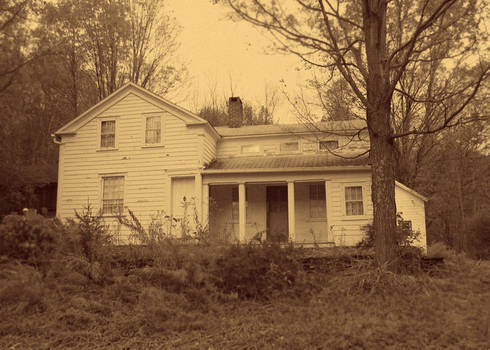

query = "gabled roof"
(204, 154), (370, 173)
(395, 181), (429, 202)
(54, 83), (216, 137)
(215, 119), (367, 137)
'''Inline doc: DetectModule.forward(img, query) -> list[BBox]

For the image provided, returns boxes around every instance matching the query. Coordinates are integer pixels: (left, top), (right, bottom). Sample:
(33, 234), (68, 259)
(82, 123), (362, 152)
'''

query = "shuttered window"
(145, 116), (161, 144)
(100, 120), (116, 148)
(345, 186), (363, 216)
(102, 176), (124, 215)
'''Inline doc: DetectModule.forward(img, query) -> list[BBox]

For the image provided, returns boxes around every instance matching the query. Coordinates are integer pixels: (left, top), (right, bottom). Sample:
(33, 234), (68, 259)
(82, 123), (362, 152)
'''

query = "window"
(309, 183), (326, 218)
(319, 140), (339, 152)
(100, 120), (116, 148)
(280, 141), (299, 153)
(231, 186), (248, 222)
(145, 116), (161, 144)
(241, 144), (260, 154)
(102, 176), (124, 215)
(398, 220), (412, 231)
(345, 186), (363, 216)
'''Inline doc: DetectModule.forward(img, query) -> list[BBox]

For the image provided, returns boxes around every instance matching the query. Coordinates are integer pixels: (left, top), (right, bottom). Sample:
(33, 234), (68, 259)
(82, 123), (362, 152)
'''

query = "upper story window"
(102, 176), (124, 215)
(241, 144), (260, 154)
(145, 116), (161, 144)
(319, 140), (339, 152)
(345, 186), (364, 216)
(100, 120), (116, 148)
(280, 141), (299, 153)
(309, 183), (326, 218)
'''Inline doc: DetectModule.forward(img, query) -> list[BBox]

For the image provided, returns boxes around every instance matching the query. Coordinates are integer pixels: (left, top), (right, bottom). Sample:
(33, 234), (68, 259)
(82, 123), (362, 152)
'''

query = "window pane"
(101, 120), (115, 148)
(346, 201), (363, 216)
(319, 140), (339, 151)
(309, 183), (325, 200)
(103, 176), (124, 214)
(345, 186), (362, 201)
(145, 116), (161, 144)
(280, 142), (299, 152)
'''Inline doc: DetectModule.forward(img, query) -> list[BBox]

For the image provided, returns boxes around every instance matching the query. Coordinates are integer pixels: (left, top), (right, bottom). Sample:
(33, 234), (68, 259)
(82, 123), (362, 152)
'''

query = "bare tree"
(220, 0), (489, 267)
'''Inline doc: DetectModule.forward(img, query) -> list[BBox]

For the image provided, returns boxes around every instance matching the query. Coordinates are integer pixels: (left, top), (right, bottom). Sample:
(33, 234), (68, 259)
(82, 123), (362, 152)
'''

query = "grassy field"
(1, 245), (489, 350)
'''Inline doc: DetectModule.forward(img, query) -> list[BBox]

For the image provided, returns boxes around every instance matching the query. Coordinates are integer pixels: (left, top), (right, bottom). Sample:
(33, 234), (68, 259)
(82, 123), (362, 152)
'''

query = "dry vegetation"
(0, 213), (489, 349)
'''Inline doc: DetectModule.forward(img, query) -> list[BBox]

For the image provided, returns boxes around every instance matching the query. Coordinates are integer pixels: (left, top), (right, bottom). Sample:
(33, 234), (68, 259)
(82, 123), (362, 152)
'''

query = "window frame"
(97, 117), (119, 151)
(280, 141), (299, 153)
(319, 140), (339, 152)
(99, 173), (126, 216)
(241, 144), (261, 154)
(309, 183), (326, 219)
(344, 185), (365, 217)
(143, 114), (164, 147)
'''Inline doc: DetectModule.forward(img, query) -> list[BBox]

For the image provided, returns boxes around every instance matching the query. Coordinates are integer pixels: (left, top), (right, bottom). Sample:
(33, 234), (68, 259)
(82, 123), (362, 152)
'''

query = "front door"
(267, 186), (288, 242)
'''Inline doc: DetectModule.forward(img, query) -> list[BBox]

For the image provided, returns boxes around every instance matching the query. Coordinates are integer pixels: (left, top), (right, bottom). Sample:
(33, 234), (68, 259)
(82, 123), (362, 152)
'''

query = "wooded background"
(1, 0), (488, 258)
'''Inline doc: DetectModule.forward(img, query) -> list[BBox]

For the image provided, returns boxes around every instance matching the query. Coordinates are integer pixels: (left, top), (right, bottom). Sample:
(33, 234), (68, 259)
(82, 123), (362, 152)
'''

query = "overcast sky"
(167, 0), (307, 123)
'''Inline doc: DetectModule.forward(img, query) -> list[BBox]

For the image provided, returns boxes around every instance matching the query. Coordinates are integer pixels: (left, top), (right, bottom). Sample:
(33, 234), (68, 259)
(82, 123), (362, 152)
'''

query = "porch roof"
(204, 154), (370, 172)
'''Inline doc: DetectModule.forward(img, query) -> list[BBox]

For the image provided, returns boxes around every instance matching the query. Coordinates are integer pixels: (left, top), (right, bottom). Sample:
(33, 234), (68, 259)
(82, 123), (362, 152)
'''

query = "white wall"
(395, 185), (427, 250)
(216, 133), (369, 159)
(58, 92), (203, 241)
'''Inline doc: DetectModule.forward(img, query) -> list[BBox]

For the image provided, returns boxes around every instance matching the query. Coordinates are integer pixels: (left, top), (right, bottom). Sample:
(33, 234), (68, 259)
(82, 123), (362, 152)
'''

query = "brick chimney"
(228, 97), (243, 128)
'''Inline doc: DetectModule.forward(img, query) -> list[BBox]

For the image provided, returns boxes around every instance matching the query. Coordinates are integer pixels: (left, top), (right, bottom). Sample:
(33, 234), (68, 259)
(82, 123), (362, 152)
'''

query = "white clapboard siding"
(58, 92), (202, 240)
(216, 134), (369, 158)
(395, 184), (427, 250)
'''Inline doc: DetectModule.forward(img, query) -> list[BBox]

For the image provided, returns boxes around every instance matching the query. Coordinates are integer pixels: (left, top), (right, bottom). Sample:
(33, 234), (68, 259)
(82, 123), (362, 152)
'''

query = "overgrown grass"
(0, 213), (489, 349)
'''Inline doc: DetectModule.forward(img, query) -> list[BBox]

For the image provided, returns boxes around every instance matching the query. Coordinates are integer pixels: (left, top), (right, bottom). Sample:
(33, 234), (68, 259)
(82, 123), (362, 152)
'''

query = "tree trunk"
(369, 112), (398, 268)
(363, 0), (398, 268)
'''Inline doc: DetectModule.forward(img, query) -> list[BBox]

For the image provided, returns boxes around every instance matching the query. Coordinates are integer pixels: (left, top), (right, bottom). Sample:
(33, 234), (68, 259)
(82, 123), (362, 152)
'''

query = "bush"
(0, 214), (61, 269)
(357, 213), (421, 249)
(0, 263), (46, 313)
(73, 205), (113, 262)
(465, 213), (490, 259)
(213, 243), (310, 300)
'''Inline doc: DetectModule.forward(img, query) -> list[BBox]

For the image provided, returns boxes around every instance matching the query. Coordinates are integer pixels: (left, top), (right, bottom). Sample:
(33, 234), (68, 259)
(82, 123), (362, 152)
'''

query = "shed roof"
(205, 154), (370, 172)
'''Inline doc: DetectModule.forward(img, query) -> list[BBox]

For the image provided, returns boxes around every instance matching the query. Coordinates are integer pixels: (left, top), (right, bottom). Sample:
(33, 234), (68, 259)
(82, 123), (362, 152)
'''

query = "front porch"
(204, 181), (334, 245)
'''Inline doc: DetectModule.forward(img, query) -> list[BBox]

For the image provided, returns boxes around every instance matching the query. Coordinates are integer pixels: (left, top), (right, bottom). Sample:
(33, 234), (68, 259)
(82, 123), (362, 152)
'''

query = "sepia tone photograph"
(0, 0), (489, 348)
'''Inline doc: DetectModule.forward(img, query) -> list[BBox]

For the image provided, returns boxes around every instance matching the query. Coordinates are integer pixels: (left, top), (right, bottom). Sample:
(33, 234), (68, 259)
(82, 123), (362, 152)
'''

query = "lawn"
(1, 248), (488, 349)
(0, 213), (488, 349)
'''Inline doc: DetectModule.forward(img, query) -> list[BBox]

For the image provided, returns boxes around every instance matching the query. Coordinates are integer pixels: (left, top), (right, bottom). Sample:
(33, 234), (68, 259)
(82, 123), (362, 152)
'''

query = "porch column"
(325, 180), (332, 242)
(238, 183), (246, 242)
(288, 181), (296, 242)
(202, 184), (209, 227)
(194, 173), (202, 222)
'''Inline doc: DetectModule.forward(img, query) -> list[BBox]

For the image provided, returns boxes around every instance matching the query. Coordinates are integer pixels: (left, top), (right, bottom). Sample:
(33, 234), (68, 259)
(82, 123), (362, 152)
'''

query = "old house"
(53, 83), (427, 248)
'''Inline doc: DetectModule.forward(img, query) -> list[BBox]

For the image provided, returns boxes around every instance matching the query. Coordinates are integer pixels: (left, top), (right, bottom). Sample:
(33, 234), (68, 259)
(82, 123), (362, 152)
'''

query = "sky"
(166, 0), (307, 123)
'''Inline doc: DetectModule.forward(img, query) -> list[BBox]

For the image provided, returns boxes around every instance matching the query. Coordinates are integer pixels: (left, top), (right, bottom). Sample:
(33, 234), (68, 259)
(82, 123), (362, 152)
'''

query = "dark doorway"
(266, 185), (288, 242)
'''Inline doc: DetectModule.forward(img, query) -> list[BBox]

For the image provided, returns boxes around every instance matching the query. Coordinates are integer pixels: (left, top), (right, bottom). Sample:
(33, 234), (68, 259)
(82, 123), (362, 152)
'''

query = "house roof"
(53, 83), (218, 139)
(215, 119), (367, 137)
(395, 181), (429, 202)
(204, 154), (370, 173)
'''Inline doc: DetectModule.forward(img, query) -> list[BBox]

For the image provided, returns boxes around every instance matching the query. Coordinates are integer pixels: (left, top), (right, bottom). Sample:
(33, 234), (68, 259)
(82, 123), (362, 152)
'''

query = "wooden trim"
(287, 181), (296, 242)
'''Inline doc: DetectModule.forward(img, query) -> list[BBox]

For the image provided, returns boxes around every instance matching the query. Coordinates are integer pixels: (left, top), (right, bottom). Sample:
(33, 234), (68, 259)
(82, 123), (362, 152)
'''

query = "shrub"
(357, 213), (421, 249)
(427, 241), (454, 259)
(0, 263), (46, 313)
(0, 214), (61, 269)
(213, 243), (310, 300)
(73, 205), (113, 262)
